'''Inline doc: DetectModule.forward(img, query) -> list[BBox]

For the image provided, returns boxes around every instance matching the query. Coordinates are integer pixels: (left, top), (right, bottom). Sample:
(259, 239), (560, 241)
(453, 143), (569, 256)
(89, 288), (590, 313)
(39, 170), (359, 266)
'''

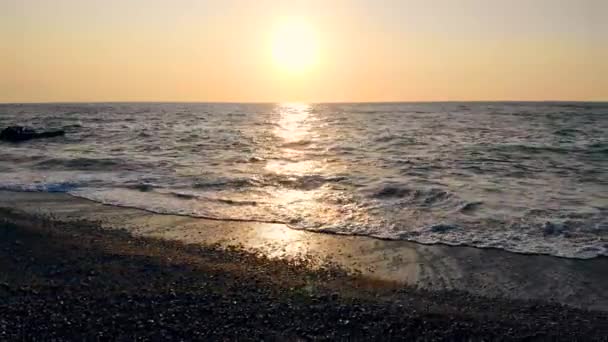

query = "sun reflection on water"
(273, 103), (312, 144)
(265, 103), (327, 226)
(257, 103), (365, 253)
(267, 103), (323, 176)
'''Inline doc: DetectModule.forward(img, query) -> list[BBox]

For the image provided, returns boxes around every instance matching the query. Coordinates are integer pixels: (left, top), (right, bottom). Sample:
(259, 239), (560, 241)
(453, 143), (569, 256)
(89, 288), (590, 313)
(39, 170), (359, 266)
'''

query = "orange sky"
(1, 0), (606, 103)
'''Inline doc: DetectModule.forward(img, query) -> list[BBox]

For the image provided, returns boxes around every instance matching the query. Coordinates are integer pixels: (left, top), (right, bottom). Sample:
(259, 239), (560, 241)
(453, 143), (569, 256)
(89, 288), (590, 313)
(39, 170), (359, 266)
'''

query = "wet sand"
(1, 190), (607, 313)
(1, 202), (608, 340)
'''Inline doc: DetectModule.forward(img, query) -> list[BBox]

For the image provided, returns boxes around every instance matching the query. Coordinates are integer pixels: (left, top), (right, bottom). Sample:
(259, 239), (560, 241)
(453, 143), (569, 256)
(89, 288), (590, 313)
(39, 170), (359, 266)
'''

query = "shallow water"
(1, 102), (607, 258)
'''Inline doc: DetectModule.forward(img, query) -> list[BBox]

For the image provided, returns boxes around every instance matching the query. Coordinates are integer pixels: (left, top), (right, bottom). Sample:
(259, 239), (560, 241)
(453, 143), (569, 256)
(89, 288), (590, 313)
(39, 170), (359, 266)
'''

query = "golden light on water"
(273, 103), (312, 144)
(271, 20), (319, 74)
(264, 103), (325, 237)
(268, 102), (347, 177)
(268, 103), (320, 175)
(261, 103), (362, 244)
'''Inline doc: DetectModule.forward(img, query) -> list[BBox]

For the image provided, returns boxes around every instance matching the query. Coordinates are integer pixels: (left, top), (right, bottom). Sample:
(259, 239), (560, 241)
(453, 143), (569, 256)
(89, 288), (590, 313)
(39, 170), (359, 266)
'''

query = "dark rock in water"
(0, 126), (65, 142)
(0, 126), (36, 141)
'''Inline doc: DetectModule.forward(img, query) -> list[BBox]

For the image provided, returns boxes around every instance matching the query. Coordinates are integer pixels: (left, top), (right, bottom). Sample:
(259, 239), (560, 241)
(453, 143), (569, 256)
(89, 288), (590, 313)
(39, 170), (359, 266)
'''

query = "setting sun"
(271, 19), (319, 74)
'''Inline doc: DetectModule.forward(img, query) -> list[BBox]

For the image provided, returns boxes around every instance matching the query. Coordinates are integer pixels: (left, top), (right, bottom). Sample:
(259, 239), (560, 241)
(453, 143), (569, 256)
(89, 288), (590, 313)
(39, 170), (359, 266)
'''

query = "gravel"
(1, 209), (607, 341)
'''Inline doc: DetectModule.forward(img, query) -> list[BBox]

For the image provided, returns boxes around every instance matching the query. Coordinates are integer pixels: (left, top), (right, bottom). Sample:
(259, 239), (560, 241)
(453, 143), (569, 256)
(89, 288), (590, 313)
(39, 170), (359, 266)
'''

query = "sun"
(271, 20), (319, 73)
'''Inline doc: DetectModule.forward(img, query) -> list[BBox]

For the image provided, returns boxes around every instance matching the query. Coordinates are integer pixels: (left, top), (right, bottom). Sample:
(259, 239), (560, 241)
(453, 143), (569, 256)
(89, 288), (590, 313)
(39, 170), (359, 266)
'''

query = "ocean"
(1, 102), (606, 258)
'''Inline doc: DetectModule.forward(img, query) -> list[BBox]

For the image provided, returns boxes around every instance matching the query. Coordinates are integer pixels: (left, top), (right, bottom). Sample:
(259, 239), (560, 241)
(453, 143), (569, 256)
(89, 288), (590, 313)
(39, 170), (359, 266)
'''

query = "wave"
(372, 186), (414, 198)
(61, 123), (83, 130)
(585, 142), (608, 155)
(0, 153), (47, 164)
(490, 144), (572, 155)
(280, 140), (313, 148)
(554, 128), (584, 136)
(193, 178), (260, 189)
(68, 187), (286, 225)
(0, 182), (605, 259)
(32, 158), (127, 171)
(166, 190), (259, 206)
(193, 174), (348, 191)
(233, 156), (265, 164)
(1, 102), (607, 261)
(127, 183), (156, 192)
(485, 142), (608, 157)
(459, 201), (483, 213)
(368, 185), (461, 209)
(0, 182), (80, 193)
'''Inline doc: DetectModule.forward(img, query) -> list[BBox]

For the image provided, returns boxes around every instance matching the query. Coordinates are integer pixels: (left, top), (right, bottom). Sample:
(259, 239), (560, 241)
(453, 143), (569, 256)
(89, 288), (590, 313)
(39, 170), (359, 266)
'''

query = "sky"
(1, 0), (607, 103)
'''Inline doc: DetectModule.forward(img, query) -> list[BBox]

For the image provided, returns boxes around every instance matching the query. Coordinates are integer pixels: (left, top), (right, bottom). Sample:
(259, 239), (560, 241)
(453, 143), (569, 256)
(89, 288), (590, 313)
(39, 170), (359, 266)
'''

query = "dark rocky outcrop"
(0, 126), (65, 142)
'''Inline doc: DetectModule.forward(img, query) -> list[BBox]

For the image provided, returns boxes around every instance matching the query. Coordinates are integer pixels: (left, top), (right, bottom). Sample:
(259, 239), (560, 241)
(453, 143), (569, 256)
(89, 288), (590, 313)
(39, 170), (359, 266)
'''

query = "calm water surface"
(1, 102), (606, 258)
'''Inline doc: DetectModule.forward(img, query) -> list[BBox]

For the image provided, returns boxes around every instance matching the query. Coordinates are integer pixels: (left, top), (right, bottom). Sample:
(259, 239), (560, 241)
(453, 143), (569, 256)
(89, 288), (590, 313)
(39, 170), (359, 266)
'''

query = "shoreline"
(1, 206), (607, 340)
(67, 193), (608, 261)
(1, 190), (607, 312)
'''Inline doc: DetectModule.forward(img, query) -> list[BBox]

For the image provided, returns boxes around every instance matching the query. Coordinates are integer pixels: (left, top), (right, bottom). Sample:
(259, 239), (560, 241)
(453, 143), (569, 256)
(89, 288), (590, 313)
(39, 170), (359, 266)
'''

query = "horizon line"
(1, 100), (607, 105)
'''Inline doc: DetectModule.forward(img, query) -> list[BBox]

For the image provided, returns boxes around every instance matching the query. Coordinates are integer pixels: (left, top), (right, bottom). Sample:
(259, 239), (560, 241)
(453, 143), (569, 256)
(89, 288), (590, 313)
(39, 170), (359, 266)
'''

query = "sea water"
(1, 102), (606, 258)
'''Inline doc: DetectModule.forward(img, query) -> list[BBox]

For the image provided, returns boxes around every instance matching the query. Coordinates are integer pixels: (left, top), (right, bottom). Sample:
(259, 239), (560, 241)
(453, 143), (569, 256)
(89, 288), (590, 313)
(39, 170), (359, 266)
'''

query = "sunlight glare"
(271, 20), (319, 73)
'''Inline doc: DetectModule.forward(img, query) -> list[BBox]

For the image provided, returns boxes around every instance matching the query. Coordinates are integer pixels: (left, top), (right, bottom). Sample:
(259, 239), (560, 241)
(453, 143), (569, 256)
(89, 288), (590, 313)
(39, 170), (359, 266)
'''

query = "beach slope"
(1, 205), (607, 340)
